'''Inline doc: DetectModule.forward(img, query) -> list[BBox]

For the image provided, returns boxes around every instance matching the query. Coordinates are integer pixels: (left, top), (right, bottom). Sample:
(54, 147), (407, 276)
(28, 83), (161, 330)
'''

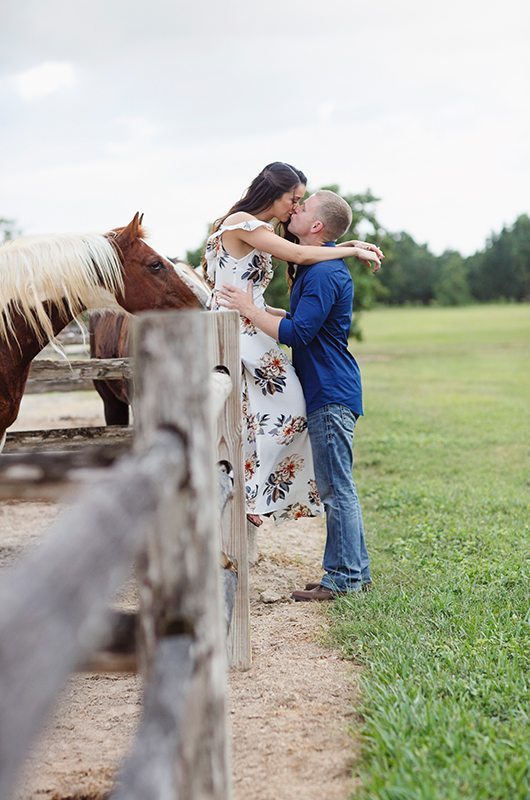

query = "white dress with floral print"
(205, 219), (323, 521)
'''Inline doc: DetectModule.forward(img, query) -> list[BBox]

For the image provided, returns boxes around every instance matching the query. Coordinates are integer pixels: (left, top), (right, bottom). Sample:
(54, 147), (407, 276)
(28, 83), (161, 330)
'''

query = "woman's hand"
(338, 240), (384, 261)
(216, 283), (255, 316)
(352, 247), (382, 272)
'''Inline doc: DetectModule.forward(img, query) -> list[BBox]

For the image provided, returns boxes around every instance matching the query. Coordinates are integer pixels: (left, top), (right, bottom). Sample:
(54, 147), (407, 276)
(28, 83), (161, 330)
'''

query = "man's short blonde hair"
(313, 190), (353, 242)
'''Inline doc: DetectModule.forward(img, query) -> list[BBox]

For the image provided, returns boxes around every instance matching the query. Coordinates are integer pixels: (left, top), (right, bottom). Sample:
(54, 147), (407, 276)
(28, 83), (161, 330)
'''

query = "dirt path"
(3, 392), (361, 800)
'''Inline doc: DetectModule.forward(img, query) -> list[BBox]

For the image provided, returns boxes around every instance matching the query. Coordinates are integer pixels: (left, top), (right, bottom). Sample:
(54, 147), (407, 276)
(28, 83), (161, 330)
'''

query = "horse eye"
(149, 260), (166, 272)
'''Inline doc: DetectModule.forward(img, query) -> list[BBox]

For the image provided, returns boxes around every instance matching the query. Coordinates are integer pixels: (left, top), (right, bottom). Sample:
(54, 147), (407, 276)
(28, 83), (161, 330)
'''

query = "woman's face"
(271, 183), (306, 223)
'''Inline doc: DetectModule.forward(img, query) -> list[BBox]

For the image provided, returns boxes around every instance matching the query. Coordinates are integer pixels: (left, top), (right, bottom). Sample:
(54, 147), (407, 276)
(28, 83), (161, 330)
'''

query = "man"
(218, 190), (382, 600)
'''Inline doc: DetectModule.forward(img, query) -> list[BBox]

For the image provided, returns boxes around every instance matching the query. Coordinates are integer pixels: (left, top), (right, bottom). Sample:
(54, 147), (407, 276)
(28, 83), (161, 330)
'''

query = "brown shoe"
(304, 580), (374, 592)
(291, 586), (345, 602)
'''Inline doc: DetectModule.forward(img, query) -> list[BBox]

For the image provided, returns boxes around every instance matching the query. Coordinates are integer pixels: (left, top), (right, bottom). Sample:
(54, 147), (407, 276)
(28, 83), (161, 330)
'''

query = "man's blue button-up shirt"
(278, 244), (363, 416)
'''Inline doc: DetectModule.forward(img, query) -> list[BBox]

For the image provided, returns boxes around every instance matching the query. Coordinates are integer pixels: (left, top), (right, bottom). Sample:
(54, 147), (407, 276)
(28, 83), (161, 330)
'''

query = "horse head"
(109, 213), (205, 313)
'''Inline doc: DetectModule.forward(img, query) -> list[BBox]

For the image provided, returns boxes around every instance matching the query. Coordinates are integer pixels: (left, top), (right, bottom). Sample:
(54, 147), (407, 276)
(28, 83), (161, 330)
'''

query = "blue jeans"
(307, 404), (371, 593)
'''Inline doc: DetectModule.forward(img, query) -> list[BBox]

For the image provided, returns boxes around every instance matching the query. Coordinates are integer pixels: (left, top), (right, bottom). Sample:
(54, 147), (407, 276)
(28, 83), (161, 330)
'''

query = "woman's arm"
(337, 239), (384, 261)
(227, 214), (382, 270)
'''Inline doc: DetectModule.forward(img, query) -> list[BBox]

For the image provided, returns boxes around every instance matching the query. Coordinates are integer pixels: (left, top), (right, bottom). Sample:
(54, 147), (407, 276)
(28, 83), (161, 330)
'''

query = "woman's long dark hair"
(214, 162), (307, 231)
(203, 161), (307, 286)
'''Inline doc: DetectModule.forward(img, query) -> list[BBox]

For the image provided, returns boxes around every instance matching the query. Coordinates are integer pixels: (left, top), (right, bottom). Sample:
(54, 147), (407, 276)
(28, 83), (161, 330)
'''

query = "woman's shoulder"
(221, 213), (274, 233)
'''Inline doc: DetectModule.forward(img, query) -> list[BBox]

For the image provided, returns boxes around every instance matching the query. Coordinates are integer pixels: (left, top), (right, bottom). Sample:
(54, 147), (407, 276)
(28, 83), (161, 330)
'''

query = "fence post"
(207, 311), (251, 670)
(120, 309), (230, 800)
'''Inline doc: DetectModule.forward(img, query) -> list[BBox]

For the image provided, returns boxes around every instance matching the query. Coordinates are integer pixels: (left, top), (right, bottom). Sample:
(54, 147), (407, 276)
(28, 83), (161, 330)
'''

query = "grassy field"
(330, 304), (530, 799)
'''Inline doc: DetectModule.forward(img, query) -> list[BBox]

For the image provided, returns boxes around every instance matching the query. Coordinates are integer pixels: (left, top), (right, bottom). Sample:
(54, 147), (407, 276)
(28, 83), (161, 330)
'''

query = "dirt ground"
(2, 391), (361, 800)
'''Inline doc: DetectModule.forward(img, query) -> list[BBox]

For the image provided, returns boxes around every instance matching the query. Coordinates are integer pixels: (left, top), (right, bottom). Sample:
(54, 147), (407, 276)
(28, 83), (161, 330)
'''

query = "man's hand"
(216, 283), (255, 316)
(216, 283), (282, 340)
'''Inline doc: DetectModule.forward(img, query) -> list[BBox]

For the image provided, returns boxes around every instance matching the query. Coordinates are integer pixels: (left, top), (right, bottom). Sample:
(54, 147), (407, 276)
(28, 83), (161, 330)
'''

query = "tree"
(433, 251), (472, 306)
(468, 215), (530, 302)
(186, 226), (210, 269)
(0, 217), (20, 245)
(376, 231), (437, 305)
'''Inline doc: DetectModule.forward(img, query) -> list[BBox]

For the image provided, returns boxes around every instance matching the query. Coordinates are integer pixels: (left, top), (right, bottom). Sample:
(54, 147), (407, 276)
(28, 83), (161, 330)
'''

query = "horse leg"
(93, 379), (130, 426)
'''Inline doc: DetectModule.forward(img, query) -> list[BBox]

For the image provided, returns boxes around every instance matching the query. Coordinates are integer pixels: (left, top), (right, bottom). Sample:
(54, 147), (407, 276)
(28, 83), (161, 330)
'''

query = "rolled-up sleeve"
(278, 267), (338, 348)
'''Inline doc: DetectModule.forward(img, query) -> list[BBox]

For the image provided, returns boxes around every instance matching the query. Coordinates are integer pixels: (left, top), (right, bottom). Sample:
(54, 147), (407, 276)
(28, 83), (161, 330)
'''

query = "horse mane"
(0, 232), (124, 347)
(170, 259), (210, 307)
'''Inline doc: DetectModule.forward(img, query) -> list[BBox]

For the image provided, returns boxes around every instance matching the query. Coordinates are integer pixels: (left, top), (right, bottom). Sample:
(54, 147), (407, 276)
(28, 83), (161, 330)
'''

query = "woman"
(204, 162), (380, 526)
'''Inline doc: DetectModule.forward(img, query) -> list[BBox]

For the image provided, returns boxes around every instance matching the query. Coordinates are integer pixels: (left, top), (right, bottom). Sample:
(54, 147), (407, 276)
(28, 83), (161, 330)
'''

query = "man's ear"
(312, 220), (325, 234)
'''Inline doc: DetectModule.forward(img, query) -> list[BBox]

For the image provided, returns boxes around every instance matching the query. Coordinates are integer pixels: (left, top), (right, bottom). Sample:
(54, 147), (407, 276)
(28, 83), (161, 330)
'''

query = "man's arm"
(217, 265), (338, 345)
(277, 267), (338, 348)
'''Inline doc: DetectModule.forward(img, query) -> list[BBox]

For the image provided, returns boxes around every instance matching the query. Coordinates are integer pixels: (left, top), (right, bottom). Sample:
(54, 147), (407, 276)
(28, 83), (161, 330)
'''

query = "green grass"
(329, 304), (530, 799)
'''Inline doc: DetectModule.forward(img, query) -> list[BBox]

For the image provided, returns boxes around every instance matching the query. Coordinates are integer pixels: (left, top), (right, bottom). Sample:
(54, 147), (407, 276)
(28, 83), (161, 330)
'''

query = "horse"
(89, 261), (210, 425)
(0, 213), (203, 449)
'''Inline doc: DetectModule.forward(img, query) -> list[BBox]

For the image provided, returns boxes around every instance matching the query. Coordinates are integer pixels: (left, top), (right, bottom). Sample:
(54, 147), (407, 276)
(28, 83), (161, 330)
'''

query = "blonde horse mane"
(0, 232), (124, 347)
(171, 259), (210, 306)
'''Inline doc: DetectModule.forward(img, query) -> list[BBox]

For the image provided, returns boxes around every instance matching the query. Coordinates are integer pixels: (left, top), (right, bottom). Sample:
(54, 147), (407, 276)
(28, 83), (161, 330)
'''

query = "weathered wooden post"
(113, 309), (231, 800)
(208, 311), (251, 670)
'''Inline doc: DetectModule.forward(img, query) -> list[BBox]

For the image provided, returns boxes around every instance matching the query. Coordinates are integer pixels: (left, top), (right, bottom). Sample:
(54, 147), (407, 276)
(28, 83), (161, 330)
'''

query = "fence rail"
(25, 356), (132, 393)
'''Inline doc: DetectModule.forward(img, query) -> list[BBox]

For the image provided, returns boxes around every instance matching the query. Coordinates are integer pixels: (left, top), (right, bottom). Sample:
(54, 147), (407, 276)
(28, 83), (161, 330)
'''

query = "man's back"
(278, 251), (363, 416)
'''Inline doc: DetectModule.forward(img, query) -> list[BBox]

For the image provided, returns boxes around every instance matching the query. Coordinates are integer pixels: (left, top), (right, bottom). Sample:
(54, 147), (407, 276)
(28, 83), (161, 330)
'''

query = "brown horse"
(0, 213), (202, 448)
(89, 261), (210, 426)
(89, 310), (132, 425)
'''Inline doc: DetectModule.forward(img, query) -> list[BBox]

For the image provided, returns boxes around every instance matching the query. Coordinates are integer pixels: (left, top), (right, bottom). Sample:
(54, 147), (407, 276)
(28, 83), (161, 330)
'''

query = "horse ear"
(120, 212), (141, 242)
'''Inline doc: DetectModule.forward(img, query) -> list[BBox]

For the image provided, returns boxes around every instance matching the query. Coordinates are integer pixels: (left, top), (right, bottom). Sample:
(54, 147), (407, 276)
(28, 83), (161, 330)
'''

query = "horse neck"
(4, 302), (75, 368)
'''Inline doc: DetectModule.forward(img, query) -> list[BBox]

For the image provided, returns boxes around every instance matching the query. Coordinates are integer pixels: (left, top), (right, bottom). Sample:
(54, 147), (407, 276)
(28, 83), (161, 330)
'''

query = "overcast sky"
(1, 0), (529, 259)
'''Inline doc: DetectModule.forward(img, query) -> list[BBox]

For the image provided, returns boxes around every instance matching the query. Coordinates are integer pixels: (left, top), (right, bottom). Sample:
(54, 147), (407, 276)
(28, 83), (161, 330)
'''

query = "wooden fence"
(0, 310), (249, 800)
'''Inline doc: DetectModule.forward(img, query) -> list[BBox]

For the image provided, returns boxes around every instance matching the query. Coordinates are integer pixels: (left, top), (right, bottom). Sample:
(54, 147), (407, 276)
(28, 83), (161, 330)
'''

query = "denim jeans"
(307, 404), (371, 593)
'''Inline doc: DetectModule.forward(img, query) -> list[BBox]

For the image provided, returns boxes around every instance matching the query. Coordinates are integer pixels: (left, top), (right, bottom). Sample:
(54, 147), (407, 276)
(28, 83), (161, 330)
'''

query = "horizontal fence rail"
(4, 425), (133, 453)
(25, 357), (132, 393)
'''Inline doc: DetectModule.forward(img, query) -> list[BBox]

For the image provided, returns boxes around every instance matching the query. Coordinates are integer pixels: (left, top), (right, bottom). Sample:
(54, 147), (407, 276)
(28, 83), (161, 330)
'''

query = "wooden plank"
(25, 378), (95, 394)
(0, 482), (79, 502)
(0, 429), (187, 800)
(4, 425), (133, 453)
(28, 357), (133, 382)
(111, 636), (195, 800)
(0, 448), (126, 474)
(0, 449), (127, 501)
(132, 310), (231, 800)
(0, 471), (110, 502)
(208, 311), (250, 670)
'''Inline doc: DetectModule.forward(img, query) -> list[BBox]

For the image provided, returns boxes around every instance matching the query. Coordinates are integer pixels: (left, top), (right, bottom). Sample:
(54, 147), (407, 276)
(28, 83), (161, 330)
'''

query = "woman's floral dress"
(205, 219), (323, 521)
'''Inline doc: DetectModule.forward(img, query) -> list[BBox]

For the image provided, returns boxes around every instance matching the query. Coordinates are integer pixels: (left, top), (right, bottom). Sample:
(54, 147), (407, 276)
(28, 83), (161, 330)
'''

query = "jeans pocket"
(340, 406), (356, 436)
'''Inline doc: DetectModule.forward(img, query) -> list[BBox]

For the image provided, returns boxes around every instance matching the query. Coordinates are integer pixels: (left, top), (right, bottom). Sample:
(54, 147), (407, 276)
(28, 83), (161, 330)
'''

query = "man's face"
(287, 194), (321, 239)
